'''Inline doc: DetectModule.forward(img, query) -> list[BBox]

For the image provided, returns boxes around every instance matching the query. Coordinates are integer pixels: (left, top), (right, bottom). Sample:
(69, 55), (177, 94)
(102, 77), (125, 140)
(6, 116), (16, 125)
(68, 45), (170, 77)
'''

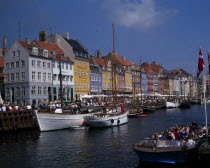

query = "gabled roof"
(114, 54), (132, 66)
(94, 57), (109, 67)
(34, 40), (73, 62)
(18, 41), (43, 56)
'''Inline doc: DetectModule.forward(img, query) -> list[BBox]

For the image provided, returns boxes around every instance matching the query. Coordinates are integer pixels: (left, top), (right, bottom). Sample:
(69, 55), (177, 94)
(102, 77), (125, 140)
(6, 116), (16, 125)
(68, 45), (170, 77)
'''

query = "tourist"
(173, 128), (180, 140)
(2, 105), (6, 112)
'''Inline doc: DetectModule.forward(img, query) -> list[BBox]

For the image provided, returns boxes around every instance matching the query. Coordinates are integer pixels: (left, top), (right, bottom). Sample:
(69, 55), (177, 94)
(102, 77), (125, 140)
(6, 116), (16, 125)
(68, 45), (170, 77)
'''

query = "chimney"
(65, 32), (70, 40)
(122, 56), (125, 60)
(97, 50), (102, 58)
(153, 61), (156, 65)
(26, 37), (30, 44)
(39, 31), (48, 42)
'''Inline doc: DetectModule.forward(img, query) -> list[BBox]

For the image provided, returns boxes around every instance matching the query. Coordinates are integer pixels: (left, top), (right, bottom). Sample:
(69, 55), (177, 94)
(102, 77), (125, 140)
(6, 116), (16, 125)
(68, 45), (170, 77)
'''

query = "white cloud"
(102, 0), (176, 30)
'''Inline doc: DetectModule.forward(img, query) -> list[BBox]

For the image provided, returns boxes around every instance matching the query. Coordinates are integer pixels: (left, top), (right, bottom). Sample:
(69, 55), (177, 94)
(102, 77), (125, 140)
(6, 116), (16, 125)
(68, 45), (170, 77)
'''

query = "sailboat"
(35, 51), (101, 132)
(83, 24), (128, 128)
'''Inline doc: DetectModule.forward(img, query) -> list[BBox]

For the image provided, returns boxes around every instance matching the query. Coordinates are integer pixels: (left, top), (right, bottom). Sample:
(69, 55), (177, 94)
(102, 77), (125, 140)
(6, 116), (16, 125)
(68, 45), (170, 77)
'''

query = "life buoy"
(117, 119), (120, 124)
(111, 119), (114, 124)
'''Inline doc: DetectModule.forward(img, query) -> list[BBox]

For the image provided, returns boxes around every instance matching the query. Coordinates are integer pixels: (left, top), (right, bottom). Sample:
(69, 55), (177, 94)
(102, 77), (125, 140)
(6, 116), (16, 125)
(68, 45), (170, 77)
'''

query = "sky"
(1, 0), (210, 76)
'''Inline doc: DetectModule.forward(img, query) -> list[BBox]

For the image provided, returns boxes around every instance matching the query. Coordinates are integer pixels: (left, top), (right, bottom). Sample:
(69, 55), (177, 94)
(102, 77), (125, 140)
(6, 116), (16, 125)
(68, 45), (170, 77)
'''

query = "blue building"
(90, 55), (102, 95)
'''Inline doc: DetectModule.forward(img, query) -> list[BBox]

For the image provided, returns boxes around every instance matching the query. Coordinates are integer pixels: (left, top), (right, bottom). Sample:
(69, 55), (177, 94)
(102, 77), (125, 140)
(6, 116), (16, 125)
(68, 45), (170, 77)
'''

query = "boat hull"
(84, 111), (128, 128)
(35, 110), (94, 131)
(166, 102), (179, 108)
(132, 143), (197, 164)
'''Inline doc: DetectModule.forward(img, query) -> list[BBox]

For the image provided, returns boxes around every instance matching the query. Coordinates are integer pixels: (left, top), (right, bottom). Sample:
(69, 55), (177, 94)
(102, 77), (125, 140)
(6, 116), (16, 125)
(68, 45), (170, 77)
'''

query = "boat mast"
(59, 54), (63, 108)
(112, 24), (117, 107)
(140, 58), (143, 104)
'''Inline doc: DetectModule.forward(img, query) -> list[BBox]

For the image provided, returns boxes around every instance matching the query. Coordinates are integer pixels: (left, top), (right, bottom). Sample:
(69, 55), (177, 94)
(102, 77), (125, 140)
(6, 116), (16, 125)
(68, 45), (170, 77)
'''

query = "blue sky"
(1, 0), (210, 76)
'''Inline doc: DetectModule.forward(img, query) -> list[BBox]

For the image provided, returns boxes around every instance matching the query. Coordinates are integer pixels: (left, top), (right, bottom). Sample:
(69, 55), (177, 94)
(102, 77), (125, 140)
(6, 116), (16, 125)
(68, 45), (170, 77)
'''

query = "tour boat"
(132, 139), (197, 164)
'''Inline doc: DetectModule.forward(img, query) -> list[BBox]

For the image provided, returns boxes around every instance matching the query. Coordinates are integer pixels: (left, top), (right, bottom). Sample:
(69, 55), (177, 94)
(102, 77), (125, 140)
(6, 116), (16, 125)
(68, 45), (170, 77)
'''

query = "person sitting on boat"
(173, 128), (180, 140)
(185, 137), (195, 147)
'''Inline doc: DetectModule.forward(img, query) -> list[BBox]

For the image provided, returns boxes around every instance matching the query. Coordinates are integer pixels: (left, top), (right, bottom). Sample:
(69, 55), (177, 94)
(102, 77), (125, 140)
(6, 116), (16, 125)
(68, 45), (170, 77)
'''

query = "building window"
(43, 62), (46, 68)
(43, 87), (47, 95)
(21, 87), (25, 96)
(11, 73), (14, 81)
(70, 65), (72, 70)
(6, 63), (9, 69)
(37, 61), (41, 67)
(32, 47), (38, 55)
(31, 86), (36, 95)
(62, 63), (64, 69)
(38, 87), (42, 95)
(48, 73), (51, 81)
(66, 64), (68, 70)
(6, 74), (9, 82)
(17, 50), (20, 57)
(12, 51), (15, 57)
(21, 60), (25, 67)
(16, 72), (19, 81)
(32, 72), (36, 80)
(43, 73), (46, 81)
(21, 72), (25, 81)
(16, 61), (19, 68)
(38, 72), (41, 81)
(32, 60), (36, 67)
(47, 62), (51, 69)
(52, 62), (55, 68)
(11, 62), (14, 69)
(70, 76), (73, 82)
(16, 87), (20, 96)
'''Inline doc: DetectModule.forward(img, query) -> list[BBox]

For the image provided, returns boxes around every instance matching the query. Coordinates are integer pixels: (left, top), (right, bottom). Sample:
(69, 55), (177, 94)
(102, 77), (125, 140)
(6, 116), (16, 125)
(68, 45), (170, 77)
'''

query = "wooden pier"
(0, 110), (38, 132)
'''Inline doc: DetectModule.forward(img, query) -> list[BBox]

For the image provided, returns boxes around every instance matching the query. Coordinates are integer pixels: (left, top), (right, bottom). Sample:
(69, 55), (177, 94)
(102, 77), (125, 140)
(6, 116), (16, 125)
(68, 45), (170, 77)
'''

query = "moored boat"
(35, 106), (102, 131)
(83, 103), (128, 128)
(166, 101), (179, 108)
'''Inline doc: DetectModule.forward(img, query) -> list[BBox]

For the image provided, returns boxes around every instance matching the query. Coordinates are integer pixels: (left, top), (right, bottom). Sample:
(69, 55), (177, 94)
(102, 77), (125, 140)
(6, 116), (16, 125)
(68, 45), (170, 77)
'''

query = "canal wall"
(0, 110), (38, 132)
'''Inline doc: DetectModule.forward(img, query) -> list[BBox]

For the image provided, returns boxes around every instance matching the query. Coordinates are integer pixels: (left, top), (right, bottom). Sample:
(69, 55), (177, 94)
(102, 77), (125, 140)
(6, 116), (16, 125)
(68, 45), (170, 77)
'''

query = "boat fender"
(111, 119), (114, 124)
(117, 119), (120, 124)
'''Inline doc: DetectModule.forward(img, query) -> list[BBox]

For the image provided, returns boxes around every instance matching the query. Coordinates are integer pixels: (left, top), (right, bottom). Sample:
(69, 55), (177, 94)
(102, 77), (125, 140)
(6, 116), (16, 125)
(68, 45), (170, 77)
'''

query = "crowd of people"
(146, 120), (209, 147)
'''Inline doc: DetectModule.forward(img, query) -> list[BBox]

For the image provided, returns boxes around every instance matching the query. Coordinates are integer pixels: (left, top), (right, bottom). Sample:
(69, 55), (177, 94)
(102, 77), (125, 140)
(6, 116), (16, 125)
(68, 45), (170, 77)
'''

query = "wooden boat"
(35, 106), (102, 131)
(132, 139), (197, 164)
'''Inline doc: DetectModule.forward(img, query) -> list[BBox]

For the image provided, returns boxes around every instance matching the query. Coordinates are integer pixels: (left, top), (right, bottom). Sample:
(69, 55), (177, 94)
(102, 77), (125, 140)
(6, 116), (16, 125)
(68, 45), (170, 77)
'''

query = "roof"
(114, 54), (132, 66)
(64, 38), (88, 54)
(34, 40), (66, 61)
(94, 57), (109, 67)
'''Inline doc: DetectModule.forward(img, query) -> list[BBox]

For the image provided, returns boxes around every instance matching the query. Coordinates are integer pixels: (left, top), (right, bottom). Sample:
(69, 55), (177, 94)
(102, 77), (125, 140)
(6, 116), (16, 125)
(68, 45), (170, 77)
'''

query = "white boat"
(166, 101), (179, 108)
(35, 107), (102, 131)
(83, 105), (128, 128)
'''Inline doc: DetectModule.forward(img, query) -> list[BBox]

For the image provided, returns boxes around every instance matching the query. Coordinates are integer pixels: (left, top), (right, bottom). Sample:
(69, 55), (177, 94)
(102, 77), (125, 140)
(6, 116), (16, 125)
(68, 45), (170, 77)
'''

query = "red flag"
(197, 48), (205, 77)
(208, 51), (210, 75)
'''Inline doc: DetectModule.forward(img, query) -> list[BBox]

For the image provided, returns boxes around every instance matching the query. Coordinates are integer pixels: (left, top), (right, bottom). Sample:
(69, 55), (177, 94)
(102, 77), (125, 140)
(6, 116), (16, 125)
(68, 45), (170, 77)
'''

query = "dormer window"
(43, 49), (48, 57)
(32, 47), (38, 55)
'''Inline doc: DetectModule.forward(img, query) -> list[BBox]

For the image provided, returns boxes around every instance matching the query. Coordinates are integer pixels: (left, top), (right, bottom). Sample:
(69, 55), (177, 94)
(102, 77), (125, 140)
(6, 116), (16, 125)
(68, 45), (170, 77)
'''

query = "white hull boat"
(166, 101), (179, 108)
(35, 110), (98, 131)
(84, 110), (128, 128)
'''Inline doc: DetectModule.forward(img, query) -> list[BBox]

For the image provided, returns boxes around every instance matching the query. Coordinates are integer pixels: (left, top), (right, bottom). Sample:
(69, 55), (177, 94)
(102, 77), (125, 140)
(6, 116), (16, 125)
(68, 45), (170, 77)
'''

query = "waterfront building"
(4, 40), (53, 105)
(64, 37), (90, 99)
(141, 70), (148, 97)
(34, 40), (74, 102)
(94, 55), (112, 95)
(131, 65), (141, 96)
(90, 54), (102, 95)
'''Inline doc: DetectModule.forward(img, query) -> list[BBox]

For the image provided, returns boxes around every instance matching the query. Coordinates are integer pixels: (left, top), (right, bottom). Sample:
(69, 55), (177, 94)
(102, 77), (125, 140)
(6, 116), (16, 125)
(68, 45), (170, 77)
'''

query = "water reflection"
(0, 104), (210, 168)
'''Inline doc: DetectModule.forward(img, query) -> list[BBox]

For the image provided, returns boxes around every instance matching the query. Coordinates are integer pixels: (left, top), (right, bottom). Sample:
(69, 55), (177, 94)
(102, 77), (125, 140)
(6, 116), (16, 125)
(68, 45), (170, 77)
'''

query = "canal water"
(0, 104), (210, 168)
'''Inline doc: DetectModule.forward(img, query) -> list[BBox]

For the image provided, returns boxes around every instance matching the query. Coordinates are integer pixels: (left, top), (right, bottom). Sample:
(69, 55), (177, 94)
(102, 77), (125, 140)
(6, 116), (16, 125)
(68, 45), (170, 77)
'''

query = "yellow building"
(94, 57), (113, 94)
(63, 38), (90, 99)
(125, 69), (133, 93)
(74, 58), (90, 98)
